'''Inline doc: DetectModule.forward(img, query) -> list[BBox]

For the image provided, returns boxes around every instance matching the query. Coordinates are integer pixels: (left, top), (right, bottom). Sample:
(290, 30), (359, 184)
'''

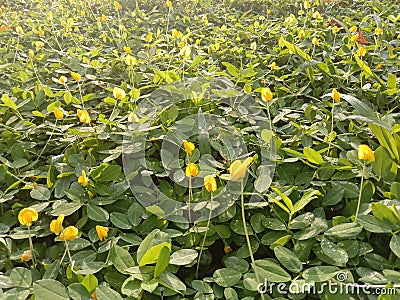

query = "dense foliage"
(0, 0), (399, 299)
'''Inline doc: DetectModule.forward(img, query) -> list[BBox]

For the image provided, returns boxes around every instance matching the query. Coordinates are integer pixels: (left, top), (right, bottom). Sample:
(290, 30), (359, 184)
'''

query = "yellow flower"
(298, 10), (305, 15)
(18, 208), (38, 226)
(28, 49), (35, 59)
(250, 41), (257, 51)
(46, 11), (53, 21)
(180, 45), (191, 58)
(60, 226), (78, 241)
(183, 140), (195, 155)
(166, 0), (173, 10)
(185, 163), (199, 177)
(298, 29), (305, 38)
(304, 0), (311, 9)
(268, 62), (280, 70)
(35, 41), (44, 50)
(375, 27), (383, 35)
(21, 250), (32, 262)
(332, 25), (340, 34)
(125, 54), (137, 66)
(71, 72), (81, 82)
(123, 46), (132, 53)
(312, 11), (321, 19)
(145, 33), (153, 43)
(114, 1), (122, 10)
(178, 41), (185, 47)
(16, 25), (24, 35)
(50, 214), (64, 235)
(53, 107), (64, 119)
(113, 87), (126, 100)
(261, 87), (273, 102)
(77, 109), (90, 124)
(229, 157), (253, 181)
(96, 225), (109, 241)
(331, 88), (341, 103)
(349, 26), (357, 33)
(102, 15), (108, 21)
(358, 145), (375, 163)
(375, 63), (383, 70)
(171, 29), (181, 39)
(119, 24), (126, 31)
(312, 37), (319, 45)
(78, 170), (89, 187)
(356, 47), (367, 57)
(204, 175), (217, 192)
(58, 76), (67, 84)
(82, 57), (90, 64)
(350, 33), (359, 43)
(39, 29), (44, 37)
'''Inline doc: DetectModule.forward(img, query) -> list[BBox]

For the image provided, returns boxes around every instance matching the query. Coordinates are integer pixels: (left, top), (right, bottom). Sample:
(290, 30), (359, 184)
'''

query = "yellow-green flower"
(50, 214), (64, 235)
(304, 0), (311, 9)
(356, 47), (367, 57)
(332, 88), (341, 103)
(28, 49), (35, 59)
(332, 26), (340, 34)
(204, 175), (217, 192)
(185, 163), (199, 177)
(18, 208), (38, 226)
(113, 87), (126, 100)
(183, 140), (195, 156)
(71, 71), (81, 82)
(375, 27), (383, 35)
(77, 109), (90, 124)
(312, 11), (321, 19)
(268, 62), (280, 70)
(358, 145), (375, 163)
(349, 26), (357, 33)
(312, 37), (319, 45)
(53, 107), (64, 119)
(78, 170), (89, 187)
(180, 45), (191, 58)
(145, 32), (153, 43)
(15, 25), (24, 34)
(261, 87), (273, 102)
(125, 54), (136, 66)
(96, 225), (109, 241)
(58, 76), (67, 84)
(229, 157), (253, 181)
(60, 226), (78, 241)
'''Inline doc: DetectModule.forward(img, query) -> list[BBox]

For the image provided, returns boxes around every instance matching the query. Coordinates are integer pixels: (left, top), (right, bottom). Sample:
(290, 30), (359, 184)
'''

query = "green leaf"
(224, 256), (249, 274)
(1, 94), (18, 110)
(302, 266), (338, 282)
(154, 246), (170, 278)
(324, 223), (362, 240)
(213, 268), (242, 287)
(30, 186), (51, 201)
(254, 259), (291, 282)
(274, 246), (303, 273)
(357, 215), (393, 233)
(390, 235), (400, 258)
(372, 146), (393, 179)
(87, 204), (109, 222)
(271, 187), (293, 213)
(81, 274), (98, 294)
(68, 283), (93, 300)
(10, 267), (32, 288)
(33, 279), (70, 300)
(263, 218), (286, 231)
(320, 238), (348, 264)
(222, 62), (239, 77)
(139, 242), (171, 267)
(303, 147), (324, 165)
(371, 202), (400, 226)
(169, 249), (198, 266)
(293, 190), (321, 213)
(95, 285), (123, 300)
(157, 272), (186, 294)
(110, 245), (136, 274)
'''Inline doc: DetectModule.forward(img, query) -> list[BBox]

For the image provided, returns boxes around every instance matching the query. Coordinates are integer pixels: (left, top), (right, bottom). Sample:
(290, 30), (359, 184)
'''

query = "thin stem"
(188, 177), (192, 224)
(28, 226), (36, 266)
(196, 192), (213, 279)
(354, 162), (365, 222)
(327, 99), (335, 156)
(241, 179), (264, 300)
(64, 240), (74, 266)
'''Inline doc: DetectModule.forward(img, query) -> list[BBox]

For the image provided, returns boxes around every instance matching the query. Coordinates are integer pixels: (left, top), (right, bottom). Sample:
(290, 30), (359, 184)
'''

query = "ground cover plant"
(0, 0), (400, 299)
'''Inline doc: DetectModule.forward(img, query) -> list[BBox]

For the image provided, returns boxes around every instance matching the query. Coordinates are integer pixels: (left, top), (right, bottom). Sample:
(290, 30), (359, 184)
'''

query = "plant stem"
(196, 192), (213, 279)
(354, 162), (365, 222)
(240, 179), (264, 300)
(28, 225), (36, 267)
